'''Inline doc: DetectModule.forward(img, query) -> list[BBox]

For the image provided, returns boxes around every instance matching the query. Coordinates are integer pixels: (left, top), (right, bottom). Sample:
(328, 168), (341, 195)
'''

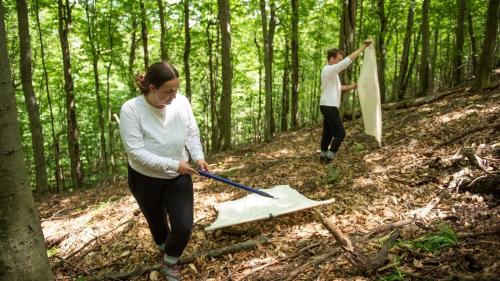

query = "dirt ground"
(37, 85), (500, 280)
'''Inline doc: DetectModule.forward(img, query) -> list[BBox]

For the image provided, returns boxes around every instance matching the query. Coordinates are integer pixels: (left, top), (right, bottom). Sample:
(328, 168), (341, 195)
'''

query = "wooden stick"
(435, 122), (500, 148)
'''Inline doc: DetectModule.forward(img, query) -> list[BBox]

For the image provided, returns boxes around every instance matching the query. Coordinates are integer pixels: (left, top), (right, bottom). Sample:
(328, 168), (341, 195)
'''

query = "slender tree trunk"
(254, 35), (263, 141)
(404, 29), (421, 98)
(128, 18), (138, 95)
(106, 0), (116, 183)
(58, 0), (83, 190)
(291, 0), (299, 128)
(339, 0), (356, 116)
(217, 0), (232, 151)
(184, 0), (192, 101)
(0, 2), (53, 277)
(473, 0), (499, 90)
(207, 21), (219, 153)
(467, 9), (477, 75)
(260, 0), (277, 140)
(158, 0), (166, 61)
(430, 27), (438, 89)
(452, 0), (466, 87)
(16, 0), (48, 193)
(417, 0), (431, 97)
(281, 36), (290, 132)
(377, 0), (387, 103)
(140, 0), (149, 69)
(34, 0), (62, 193)
(85, 1), (108, 183)
(393, 6), (414, 101)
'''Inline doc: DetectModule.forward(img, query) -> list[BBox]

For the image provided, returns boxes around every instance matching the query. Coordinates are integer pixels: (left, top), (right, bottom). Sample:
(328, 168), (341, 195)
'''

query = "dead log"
(100, 235), (273, 280)
(463, 148), (500, 175)
(180, 234), (272, 264)
(434, 122), (500, 148)
(382, 88), (466, 110)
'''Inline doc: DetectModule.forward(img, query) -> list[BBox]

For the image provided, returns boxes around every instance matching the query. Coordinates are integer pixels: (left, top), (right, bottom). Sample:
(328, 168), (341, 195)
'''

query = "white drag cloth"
(357, 45), (382, 146)
(205, 185), (335, 231)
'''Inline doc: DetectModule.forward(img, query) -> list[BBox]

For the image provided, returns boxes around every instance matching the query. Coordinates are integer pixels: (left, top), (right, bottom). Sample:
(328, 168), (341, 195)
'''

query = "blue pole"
(197, 170), (277, 199)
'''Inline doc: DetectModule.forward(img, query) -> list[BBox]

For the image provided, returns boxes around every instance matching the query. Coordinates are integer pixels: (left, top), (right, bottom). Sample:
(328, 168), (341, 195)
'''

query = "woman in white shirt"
(119, 61), (211, 281)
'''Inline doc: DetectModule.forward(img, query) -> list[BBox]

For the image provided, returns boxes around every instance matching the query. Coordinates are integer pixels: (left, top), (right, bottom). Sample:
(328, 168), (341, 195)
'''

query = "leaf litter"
(36, 86), (500, 280)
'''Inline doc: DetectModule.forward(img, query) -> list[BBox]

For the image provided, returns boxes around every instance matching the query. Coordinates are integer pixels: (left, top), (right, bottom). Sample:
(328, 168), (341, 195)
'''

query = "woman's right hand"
(177, 160), (199, 175)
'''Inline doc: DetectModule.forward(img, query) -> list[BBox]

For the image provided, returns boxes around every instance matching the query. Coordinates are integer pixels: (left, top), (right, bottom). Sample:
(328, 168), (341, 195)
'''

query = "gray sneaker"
(160, 262), (181, 281)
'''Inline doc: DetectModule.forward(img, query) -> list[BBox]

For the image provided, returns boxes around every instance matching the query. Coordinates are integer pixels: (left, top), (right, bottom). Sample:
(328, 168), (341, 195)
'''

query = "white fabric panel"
(357, 45), (382, 146)
(205, 185), (335, 231)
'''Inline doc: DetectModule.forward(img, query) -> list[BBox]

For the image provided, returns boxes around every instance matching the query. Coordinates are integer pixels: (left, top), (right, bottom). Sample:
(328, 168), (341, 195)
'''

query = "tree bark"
(158, 0), (166, 61)
(452, 0), (466, 87)
(290, 0), (299, 128)
(106, 0), (116, 183)
(393, 6), (414, 101)
(85, 1), (108, 183)
(261, 0), (277, 140)
(281, 35), (290, 132)
(376, 0), (387, 103)
(206, 21), (219, 153)
(467, 9), (477, 75)
(140, 0), (149, 69)
(0, 2), (53, 278)
(473, 0), (499, 90)
(34, 0), (62, 193)
(417, 0), (431, 97)
(58, 0), (83, 190)
(128, 17), (138, 96)
(16, 0), (48, 193)
(254, 35), (263, 142)
(339, 0), (356, 117)
(183, 0), (191, 101)
(217, 0), (232, 151)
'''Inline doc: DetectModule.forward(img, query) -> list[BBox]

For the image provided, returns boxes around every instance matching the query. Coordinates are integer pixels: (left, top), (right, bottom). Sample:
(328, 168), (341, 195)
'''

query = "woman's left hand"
(197, 159), (212, 173)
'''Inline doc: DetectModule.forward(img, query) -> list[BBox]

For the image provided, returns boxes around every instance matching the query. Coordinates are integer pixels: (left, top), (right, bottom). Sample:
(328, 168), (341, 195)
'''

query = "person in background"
(319, 39), (373, 163)
(119, 61), (211, 281)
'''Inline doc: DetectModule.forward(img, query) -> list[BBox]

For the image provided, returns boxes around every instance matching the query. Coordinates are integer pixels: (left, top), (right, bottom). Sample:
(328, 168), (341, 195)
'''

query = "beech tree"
(0, 1), (53, 278)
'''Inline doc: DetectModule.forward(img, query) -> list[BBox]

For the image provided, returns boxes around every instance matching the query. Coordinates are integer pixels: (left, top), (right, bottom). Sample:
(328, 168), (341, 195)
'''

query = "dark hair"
(327, 49), (345, 61)
(136, 61), (179, 94)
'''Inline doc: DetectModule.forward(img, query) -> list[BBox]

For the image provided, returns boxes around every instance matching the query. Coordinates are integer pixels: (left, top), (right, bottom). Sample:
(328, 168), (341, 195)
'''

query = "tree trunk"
(0, 2), (53, 277)
(473, 0), (499, 90)
(158, 0), (166, 61)
(393, 6), (414, 101)
(34, 0), (62, 193)
(261, 0), (277, 140)
(184, 0), (191, 101)
(467, 9), (477, 75)
(16, 0), (48, 193)
(106, 0), (116, 183)
(85, 1), (108, 183)
(218, 0), (232, 151)
(281, 35), (290, 132)
(254, 35), (263, 141)
(290, 0), (299, 128)
(128, 17), (138, 96)
(452, 0), (466, 87)
(376, 0), (387, 103)
(403, 27), (421, 97)
(58, 0), (83, 190)
(339, 0), (356, 117)
(140, 0), (149, 69)
(417, 0), (431, 97)
(207, 21), (219, 153)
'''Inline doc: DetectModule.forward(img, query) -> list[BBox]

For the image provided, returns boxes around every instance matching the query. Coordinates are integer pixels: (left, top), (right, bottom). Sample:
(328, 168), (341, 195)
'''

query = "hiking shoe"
(160, 262), (181, 281)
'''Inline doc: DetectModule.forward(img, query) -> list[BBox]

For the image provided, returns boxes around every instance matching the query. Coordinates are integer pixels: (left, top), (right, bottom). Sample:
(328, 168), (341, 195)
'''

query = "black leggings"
(127, 164), (193, 257)
(320, 106), (346, 153)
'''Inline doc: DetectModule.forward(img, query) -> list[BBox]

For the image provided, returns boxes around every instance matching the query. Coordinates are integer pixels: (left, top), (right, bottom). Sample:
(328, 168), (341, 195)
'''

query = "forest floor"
(36, 84), (500, 281)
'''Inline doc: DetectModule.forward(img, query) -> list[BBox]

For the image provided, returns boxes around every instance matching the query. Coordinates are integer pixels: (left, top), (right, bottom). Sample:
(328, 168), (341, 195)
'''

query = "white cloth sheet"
(357, 45), (382, 146)
(205, 185), (335, 231)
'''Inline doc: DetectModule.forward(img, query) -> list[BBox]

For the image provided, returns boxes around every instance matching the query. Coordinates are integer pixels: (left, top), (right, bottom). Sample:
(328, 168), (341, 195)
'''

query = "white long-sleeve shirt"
(119, 94), (205, 179)
(320, 57), (352, 107)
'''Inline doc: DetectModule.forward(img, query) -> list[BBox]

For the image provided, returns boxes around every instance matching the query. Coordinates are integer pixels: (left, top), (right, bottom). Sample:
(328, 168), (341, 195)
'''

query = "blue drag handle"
(197, 170), (277, 199)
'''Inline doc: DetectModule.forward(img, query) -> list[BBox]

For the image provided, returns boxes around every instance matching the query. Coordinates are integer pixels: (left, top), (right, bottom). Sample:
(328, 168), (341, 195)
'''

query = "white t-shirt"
(320, 57), (352, 107)
(119, 94), (205, 179)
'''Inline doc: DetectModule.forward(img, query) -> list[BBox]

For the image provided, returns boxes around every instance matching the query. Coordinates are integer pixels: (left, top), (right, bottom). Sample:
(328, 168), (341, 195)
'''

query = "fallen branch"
(53, 255), (119, 281)
(362, 169), (466, 241)
(434, 122), (500, 148)
(234, 240), (323, 281)
(180, 234), (272, 264)
(285, 250), (340, 281)
(463, 149), (499, 174)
